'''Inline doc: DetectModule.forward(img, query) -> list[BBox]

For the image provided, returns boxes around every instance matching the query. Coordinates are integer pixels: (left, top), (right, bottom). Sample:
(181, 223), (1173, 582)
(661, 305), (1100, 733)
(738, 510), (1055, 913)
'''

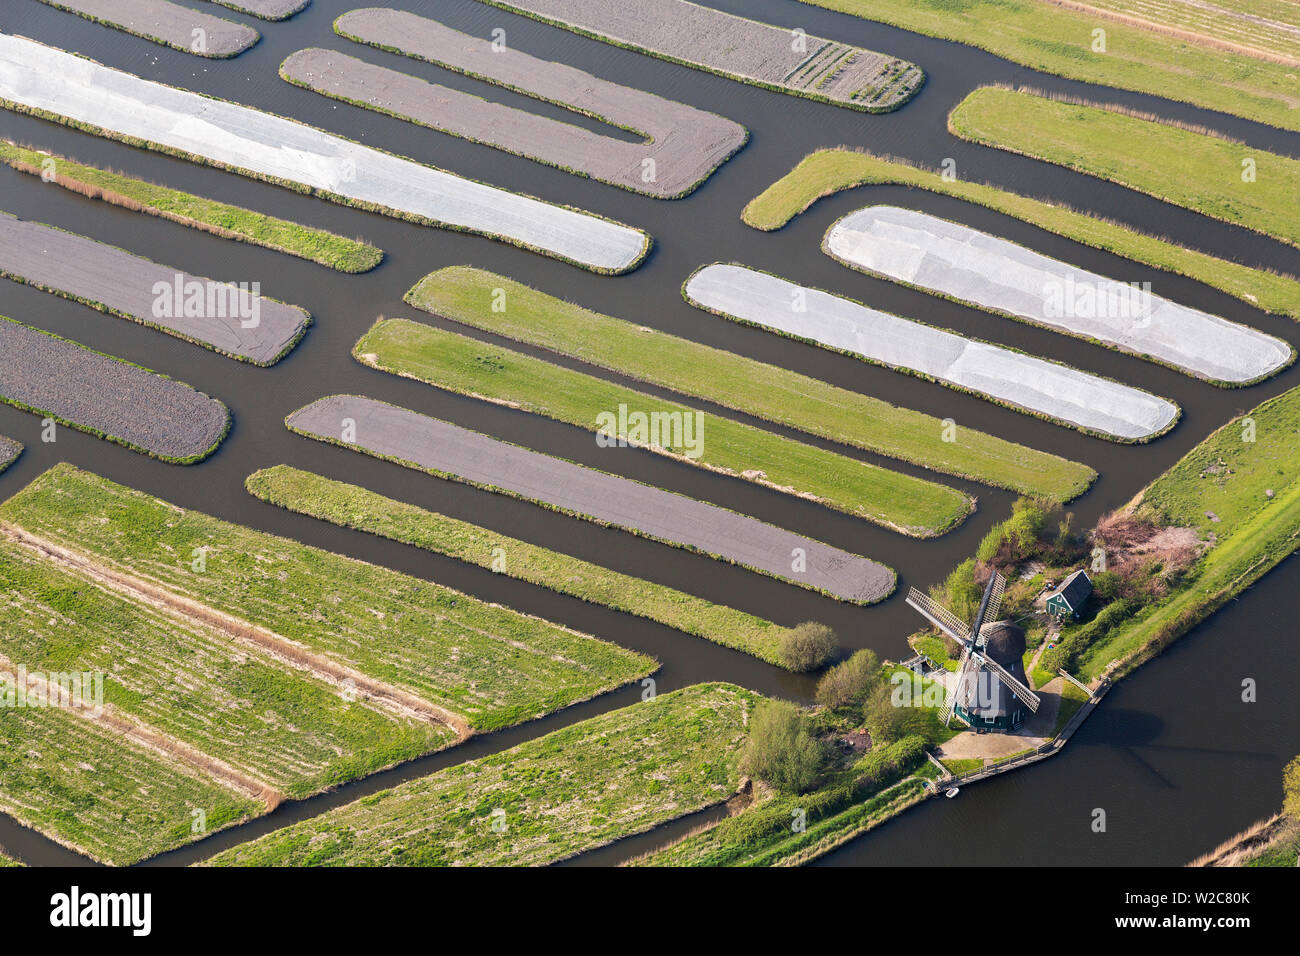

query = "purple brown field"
(209, 0), (309, 20)
(469, 0), (924, 110)
(0, 212), (309, 365)
(286, 394), (897, 603)
(0, 437), (19, 474)
(287, 8), (747, 198)
(37, 0), (260, 58)
(0, 316), (229, 463)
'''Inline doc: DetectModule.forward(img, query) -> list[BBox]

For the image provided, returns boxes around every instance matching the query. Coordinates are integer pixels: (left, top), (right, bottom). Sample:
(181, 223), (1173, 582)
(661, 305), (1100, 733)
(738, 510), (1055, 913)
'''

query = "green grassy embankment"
(404, 267), (1096, 502)
(354, 317), (972, 537)
(798, 0), (1300, 131)
(204, 684), (755, 867)
(0, 140), (382, 272)
(742, 148), (1300, 320)
(949, 88), (1300, 250)
(246, 465), (794, 666)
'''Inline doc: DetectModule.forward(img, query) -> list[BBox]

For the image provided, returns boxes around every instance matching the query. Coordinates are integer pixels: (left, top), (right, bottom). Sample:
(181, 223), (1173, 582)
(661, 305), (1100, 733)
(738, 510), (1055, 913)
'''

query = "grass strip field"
(0, 212), (309, 365)
(0, 437), (19, 474)
(471, 0), (923, 111)
(0, 464), (653, 732)
(205, 683), (754, 867)
(320, 10), (746, 198)
(742, 149), (1300, 320)
(685, 263), (1180, 442)
(0, 535), (454, 800)
(796, 0), (1300, 131)
(1062, 0), (1300, 64)
(210, 0), (308, 19)
(0, 316), (229, 464)
(0, 35), (649, 275)
(0, 701), (261, 865)
(0, 853), (20, 867)
(246, 466), (798, 665)
(0, 140), (382, 273)
(824, 205), (1293, 385)
(288, 395), (896, 604)
(354, 317), (971, 537)
(406, 267), (1096, 501)
(950, 87), (1300, 250)
(1068, 384), (1300, 679)
(37, 0), (259, 58)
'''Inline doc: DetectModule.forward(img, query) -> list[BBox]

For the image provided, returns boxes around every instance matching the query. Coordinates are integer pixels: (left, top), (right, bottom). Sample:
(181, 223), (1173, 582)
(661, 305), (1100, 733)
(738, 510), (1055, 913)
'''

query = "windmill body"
(907, 569), (1041, 734)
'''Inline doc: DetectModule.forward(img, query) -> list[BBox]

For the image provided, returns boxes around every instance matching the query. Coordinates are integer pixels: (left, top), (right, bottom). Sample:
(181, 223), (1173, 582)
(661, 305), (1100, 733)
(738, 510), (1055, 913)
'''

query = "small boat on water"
(945, 787), (960, 798)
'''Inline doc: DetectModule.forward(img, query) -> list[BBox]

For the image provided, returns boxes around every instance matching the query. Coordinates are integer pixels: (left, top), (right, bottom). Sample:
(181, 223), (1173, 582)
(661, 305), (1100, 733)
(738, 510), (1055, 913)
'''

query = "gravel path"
(288, 395), (895, 604)
(0, 34), (649, 274)
(0, 436), (20, 473)
(471, 0), (923, 109)
(308, 10), (746, 197)
(825, 206), (1293, 385)
(0, 212), (308, 366)
(0, 317), (228, 462)
(685, 264), (1180, 442)
(39, 0), (258, 57)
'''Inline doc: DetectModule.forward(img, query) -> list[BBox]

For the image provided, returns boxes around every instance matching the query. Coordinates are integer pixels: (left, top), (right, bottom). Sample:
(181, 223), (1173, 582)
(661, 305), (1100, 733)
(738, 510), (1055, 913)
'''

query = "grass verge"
(354, 317), (972, 537)
(798, 0), (1300, 131)
(949, 87), (1300, 250)
(204, 683), (754, 867)
(743, 148), (1300, 320)
(405, 266), (1096, 501)
(246, 464), (795, 667)
(0, 140), (383, 272)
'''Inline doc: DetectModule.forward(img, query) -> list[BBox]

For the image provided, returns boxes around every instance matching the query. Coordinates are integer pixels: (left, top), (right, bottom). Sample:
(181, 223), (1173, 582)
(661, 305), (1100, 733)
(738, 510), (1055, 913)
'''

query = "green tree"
(1284, 754), (1300, 820)
(740, 700), (826, 795)
(863, 683), (907, 746)
(815, 648), (881, 709)
(780, 622), (837, 671)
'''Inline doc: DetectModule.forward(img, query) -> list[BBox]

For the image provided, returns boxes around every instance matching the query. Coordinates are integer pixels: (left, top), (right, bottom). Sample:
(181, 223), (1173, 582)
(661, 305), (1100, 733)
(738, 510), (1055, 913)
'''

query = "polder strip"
(37, 0), (259, 58)
(684, 263), (1180, 443)
(0, 464), (655, 732)
(286, 395), (896, 604)
(741, 148), (1300, 321)
(0, 139), (383, 273)
(949, 87), (1300, 250)
(204, 684), (755, 867)
(0, 35), (649, 275)
(0, 316), (229, 464)
(354, 317), (972, 537)
(248, 465), (792, 667)
(405, 266), (1097, 501)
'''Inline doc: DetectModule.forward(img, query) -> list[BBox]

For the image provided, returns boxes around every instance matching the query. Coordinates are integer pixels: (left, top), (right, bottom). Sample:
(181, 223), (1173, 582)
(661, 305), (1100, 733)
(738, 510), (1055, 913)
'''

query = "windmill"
(906, 570), (1041, 732)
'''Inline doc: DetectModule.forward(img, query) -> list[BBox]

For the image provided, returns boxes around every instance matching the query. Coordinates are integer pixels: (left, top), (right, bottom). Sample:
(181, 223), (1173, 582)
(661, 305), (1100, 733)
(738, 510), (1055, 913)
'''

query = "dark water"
(0, 0), (1297, 866)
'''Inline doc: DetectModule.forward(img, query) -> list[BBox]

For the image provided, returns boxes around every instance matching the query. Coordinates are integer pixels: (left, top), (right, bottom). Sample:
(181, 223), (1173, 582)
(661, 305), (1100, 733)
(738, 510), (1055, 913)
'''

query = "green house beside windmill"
(1046, 569), (1092, 622)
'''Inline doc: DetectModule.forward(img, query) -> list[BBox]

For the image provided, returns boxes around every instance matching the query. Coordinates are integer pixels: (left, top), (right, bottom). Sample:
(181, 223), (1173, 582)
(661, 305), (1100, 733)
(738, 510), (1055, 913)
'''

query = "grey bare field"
(824, 206), (1293, 385)
(0, 316), (229, 463)
(470, 0), (923, 109)
(685, 264), (1181, 442)
(287, 395), (895, 603)
(319, 10), (745, 197)
(0, 35), (649, 274)
(209, 0), (308, 20)
(0, 212), (308, 365)
(39, 0), (259, 57)
(0, 436), (19, 473)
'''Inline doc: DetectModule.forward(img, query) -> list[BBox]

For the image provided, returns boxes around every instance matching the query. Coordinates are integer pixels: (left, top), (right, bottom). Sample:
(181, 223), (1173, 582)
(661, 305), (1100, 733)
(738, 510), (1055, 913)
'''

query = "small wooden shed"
(1046, 569), (1092, 621)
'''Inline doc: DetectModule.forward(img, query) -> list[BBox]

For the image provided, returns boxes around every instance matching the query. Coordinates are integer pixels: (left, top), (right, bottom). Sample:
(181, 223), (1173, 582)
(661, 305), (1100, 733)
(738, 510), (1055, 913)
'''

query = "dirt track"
(288, 395), (895, 604)
(0, 317), (229, 462)
(40, 0), (258, 57)
(0, 212), (307, 365)
(318, 10), (745, 197)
